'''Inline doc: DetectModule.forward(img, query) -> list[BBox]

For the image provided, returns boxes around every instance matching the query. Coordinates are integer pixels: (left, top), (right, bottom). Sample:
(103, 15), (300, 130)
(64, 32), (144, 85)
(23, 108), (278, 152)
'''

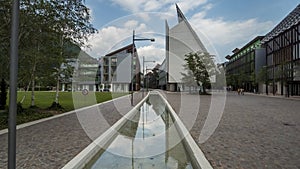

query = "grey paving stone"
(1, 91), (299, 169)
(0, 93), (143, 169)
(163, 91), (300, 169)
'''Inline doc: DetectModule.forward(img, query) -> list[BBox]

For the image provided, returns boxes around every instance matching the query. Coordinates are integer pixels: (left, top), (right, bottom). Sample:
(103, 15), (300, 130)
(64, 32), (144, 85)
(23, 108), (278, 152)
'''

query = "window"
(111, 57), (117, 66)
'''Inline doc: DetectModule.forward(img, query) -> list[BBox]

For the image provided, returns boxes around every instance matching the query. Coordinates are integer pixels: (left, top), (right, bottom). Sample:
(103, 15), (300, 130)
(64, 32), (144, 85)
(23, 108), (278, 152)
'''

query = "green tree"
(236, 72), (246, 88)
(0, 1), (12, 80)
(214, 65), (226, 90)
(49, 0), (97, 106)
(4, 1), (96, 106)
(181, 65), (198, 93)
(256, 66), (268, 83)
(184, 52), (215, 94)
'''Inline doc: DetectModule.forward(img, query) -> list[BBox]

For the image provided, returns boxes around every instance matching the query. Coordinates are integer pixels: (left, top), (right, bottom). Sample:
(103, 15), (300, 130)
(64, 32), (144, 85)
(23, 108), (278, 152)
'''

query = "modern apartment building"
(71, 51), (100, 91)
(261, 4), (300, 96)
(100, 44), (140, 92)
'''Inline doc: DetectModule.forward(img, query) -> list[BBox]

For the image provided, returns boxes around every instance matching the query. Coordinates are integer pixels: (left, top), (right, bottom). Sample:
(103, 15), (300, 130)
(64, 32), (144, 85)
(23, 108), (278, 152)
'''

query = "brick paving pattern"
(0, 91), (299, 169)
(164, 91), (300, 169)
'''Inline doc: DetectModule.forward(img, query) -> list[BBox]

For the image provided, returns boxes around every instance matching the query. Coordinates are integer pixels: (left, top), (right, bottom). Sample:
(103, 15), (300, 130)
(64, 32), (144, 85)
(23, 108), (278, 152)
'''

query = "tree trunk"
(30, 63), (36, 107)
(20, 81), (31, 103)
(54, 34), (63, 105)
(55, 75), (59, 104)
(203, 87), (207, 94)
(30, 41), (39, 107)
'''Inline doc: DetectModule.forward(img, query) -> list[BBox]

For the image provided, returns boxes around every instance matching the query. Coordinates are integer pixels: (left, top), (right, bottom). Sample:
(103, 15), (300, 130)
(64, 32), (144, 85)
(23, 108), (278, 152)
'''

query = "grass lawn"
(0, 91), (129, 130)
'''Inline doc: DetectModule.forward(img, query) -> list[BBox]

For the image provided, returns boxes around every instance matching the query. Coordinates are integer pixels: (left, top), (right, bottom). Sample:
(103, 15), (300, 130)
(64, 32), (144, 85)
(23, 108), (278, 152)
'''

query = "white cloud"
(124, 20), (139, 29)
(110, 0), (207, 14)
(189, 6), (274, 59)
(86, 0), (275, 64)
(176, 0), (207, 13)
(144, 1), (161, 11)
(203, 3), (213, 11)
(138, 45), (165, 70)
(85, 20), (149, 58)
(136, 13), (151, 21)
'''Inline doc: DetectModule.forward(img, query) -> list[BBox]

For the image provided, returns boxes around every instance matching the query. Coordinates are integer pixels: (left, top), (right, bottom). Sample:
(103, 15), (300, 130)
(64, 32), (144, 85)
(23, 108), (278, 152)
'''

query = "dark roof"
(226, 36), (264, 60)
(153, 63), (161, 70)
(232, 48), (240, 54)
(225, 55), (231, 60)
(262, 4), (300, 43)
(105, 43), (136, 56)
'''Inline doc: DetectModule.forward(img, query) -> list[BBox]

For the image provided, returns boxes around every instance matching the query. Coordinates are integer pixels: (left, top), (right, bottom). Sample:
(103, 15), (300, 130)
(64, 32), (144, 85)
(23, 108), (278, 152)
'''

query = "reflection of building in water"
(88, 94), (194, 168)
(142, 95), (193, 168)
(161, 4), (208, 92)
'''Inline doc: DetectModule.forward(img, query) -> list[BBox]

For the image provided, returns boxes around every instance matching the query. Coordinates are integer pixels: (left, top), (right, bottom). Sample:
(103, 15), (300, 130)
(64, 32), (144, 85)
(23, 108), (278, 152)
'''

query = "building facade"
(158, 59), (167, 90)
(100, 44), (140, 92)
(262, 4), (300, 96)
(71, 51), (100, 91)
(225, 36), (266, 92)
(164, 4), (208, 92)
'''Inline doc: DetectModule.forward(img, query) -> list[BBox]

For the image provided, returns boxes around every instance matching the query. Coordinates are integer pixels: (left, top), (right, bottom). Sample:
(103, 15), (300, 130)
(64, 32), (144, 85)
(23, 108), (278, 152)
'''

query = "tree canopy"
(183, 52), (215, 94)
(0, 0), (97, 106)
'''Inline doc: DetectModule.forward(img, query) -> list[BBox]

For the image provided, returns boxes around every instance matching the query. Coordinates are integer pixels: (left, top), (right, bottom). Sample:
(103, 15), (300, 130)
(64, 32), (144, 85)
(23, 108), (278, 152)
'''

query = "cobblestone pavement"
(1, 91), (299, 169)
(163, 91), (300, 169)
(0, 93), (143, 169)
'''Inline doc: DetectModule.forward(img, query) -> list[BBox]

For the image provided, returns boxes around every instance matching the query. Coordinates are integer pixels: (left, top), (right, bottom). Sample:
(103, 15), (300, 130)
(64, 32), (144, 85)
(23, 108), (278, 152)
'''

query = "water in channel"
(85, 94), (194, 169)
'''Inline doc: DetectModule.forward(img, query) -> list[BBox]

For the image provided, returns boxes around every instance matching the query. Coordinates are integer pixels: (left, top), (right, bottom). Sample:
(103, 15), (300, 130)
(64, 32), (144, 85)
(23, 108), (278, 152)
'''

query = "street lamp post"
(131, 30), (155, 106)
(8, 1), (19, 169)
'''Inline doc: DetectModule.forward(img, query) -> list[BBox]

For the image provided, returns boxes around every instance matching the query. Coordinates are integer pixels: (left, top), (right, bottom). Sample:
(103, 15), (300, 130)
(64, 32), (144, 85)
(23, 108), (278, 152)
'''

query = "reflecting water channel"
(85, 94), (194, 169)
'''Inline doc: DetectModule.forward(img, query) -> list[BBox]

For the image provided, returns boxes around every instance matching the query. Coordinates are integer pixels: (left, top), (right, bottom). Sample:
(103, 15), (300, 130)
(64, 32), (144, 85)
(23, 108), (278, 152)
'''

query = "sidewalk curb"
(0, 94), (130, 135)
(244, 92), (300, 101)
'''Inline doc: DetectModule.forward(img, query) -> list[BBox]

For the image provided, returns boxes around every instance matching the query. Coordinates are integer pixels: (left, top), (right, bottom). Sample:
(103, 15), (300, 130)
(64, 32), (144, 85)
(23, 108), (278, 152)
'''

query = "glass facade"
(226, 36), (264, 92)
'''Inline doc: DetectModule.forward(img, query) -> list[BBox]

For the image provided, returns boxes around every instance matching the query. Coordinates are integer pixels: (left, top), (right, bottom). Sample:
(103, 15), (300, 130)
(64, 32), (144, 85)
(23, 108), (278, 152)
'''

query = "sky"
(83, 0), (299, 68)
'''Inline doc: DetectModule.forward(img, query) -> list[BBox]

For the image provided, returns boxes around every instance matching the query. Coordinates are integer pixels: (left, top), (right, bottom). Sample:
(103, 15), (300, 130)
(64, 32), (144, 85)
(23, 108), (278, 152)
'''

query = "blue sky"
(84, 0), (299, 65)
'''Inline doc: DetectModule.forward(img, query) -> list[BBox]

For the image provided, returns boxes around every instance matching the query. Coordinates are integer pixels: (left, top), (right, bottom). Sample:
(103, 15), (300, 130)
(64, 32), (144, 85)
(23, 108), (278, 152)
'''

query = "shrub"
(17, 102), (25, 114)
(0, 78), (7, 110)
(48, 102), (64, 111)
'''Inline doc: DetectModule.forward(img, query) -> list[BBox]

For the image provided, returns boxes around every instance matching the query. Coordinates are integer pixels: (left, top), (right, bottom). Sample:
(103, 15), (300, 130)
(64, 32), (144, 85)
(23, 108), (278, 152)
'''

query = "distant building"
(164, 4), (208, 92)
(261, 4), (300, 96)
(145, 63), (160, 89)
(225, 36), (266, 92)
(158, 59), (167, 90)
(100, 44), (140, 92)
(71, 51), (100, 91)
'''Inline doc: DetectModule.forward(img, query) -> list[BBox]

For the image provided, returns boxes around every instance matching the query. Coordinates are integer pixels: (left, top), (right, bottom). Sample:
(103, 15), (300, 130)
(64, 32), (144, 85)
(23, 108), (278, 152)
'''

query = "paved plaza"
(0, 91), (299, 168)
(164, 92), (300, 169)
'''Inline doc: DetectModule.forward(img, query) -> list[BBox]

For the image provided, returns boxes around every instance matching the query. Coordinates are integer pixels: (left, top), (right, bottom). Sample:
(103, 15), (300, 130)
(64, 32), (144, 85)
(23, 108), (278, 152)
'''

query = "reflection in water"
(86, 94), (194, 169)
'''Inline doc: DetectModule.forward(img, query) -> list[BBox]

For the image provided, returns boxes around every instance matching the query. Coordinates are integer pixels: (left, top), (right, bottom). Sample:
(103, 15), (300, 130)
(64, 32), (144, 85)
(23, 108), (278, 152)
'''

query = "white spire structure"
(176, 3), (186, 23)
(165, 4), (208, 91)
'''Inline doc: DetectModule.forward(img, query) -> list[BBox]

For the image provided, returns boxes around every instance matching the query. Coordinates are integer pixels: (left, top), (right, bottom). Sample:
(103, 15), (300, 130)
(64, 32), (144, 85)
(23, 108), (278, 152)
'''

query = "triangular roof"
(176, 3), (186, 23)
(105, 43), (136, 56)
(262, 4), (300, 43)
(171, 4), (208, 53)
